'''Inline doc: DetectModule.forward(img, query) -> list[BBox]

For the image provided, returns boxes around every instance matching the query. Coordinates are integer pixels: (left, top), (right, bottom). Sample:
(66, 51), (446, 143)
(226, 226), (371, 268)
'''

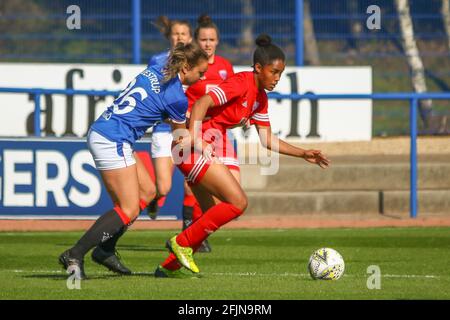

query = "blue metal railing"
(295, 0), (303, 66)
(270, 92), (450, 219)
(132, 0), (141, 65)
(1, 87), (450, 218)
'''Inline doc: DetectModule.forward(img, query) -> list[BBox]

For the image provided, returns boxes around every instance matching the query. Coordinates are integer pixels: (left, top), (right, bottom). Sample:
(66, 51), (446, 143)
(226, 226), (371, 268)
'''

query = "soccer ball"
(308, 248), (345, 280)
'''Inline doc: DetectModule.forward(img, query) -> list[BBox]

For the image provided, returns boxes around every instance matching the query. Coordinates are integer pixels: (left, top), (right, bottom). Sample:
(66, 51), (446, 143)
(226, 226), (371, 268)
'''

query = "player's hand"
(242, 119), (252, 133)
(172, 131), (191, 148)
(302, 149), (330, 169)
(202, 143), (216, 161)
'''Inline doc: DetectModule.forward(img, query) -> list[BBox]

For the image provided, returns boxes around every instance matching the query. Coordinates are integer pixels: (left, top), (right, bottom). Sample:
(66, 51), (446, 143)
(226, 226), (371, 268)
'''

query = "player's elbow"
(194, 95), (214, 111)
(258, 137), (271, 150)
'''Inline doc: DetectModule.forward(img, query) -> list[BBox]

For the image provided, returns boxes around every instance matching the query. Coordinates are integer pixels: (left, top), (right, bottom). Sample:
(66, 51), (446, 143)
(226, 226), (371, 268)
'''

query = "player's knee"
(140, 185), (156, 204)
(231, 192), (248, 213)
(156, 181), (172, 197)
(119, 203), (141, 220)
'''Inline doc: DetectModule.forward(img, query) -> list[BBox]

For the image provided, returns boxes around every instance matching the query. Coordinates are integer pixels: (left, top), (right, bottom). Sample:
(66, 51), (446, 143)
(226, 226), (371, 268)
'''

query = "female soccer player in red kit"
(155, 34), (330, 277)
(181, 14), (235, 252)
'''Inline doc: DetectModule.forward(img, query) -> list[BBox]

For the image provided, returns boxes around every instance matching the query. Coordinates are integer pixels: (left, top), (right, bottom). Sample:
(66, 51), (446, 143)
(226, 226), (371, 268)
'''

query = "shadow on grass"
(54, 243), (77, 247)
(53, 244), (166, 252)
(22, 272), (155, 281)
(115, 245), (166, 252)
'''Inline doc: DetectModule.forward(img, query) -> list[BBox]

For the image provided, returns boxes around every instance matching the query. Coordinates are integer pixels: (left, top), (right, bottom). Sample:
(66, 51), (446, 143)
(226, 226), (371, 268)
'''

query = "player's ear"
(181, 63), (190, 74)
(254, 62), (263, 74)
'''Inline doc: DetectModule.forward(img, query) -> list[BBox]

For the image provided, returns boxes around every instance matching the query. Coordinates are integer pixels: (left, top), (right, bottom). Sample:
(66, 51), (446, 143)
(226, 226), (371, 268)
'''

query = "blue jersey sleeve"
(148, 51), (169, 70)
(166, 100), (188, 124)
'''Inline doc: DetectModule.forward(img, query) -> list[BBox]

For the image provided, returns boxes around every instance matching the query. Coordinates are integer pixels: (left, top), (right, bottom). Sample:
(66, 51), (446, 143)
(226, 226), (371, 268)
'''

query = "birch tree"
(395, 0), (433, 128)
(347, 0), (363, 51)
(239, 0), (254, 52)
(304, 0), (320, 65)
(442, 0), (450, 51)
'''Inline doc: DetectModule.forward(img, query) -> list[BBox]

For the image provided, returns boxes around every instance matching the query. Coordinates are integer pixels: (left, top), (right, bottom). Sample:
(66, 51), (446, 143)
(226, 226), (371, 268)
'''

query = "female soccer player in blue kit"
(59, 42), (208, 280)
(146, 16), (193, 215)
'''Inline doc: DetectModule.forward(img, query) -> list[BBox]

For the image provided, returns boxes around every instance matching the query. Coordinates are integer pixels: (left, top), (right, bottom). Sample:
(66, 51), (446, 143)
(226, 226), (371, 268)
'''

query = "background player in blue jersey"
(147, 16), (193, 216)
(58, 42), (208, 280)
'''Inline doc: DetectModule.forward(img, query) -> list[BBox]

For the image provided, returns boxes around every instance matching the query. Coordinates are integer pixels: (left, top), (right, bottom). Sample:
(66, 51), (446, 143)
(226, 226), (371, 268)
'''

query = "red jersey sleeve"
(250, 93), (270, 126)
(207, 73), (247, 107)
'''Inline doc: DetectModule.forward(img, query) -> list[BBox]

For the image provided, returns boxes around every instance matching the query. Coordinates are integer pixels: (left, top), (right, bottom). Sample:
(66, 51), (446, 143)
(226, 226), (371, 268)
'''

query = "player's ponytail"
(194, 14), (220, 40)
(253, 33), (285, 67)
(152, 15), (192, 40)
(163, 42), (208, 82)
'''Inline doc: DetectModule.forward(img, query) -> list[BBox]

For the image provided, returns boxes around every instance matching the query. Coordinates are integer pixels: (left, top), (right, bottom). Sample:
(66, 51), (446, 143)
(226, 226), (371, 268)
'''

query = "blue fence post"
(132, 0), (141, 64)
(34, 92), (41, 137)
(409, 98), (418, 218)
(295, 0), (304, 66)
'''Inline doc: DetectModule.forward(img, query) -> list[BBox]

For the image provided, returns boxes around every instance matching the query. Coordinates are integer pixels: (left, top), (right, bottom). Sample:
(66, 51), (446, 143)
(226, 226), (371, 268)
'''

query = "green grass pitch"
(0, 227), (449, 300)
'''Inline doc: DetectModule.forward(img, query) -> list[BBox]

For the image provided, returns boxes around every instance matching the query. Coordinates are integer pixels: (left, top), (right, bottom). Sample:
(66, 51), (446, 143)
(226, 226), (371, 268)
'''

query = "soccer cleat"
(166, 236), (200, 273)
(154, 265), (201, 279)
(196, 239), (212, 253)
(91, 246), (132, 275)
(58, 250), (87, 280)
(147, 199), (159, 220)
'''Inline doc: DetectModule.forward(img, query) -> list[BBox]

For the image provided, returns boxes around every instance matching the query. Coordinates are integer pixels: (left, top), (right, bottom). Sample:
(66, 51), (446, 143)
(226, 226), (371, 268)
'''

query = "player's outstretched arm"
(189, 95), (215, 137)
(255, 124), (330, 169)
(189, 94), (216, 159)
(171, 121), (190, 148)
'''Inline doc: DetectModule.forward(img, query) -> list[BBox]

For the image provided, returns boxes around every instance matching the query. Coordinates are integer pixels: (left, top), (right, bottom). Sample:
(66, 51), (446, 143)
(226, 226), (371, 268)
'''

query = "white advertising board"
(0, 63), (372, 141)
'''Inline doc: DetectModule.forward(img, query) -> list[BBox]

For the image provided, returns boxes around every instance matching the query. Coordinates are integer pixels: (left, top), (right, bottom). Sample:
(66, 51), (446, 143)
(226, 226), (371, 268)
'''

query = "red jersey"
(177, 71), (271, 184)
(204, 71), (271, 133)
(186, 55), (234, 111)
(178, 71), (273, 184)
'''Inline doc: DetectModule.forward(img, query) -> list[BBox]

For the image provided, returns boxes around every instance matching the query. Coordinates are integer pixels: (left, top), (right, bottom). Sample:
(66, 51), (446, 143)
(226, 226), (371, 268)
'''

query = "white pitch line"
(10, 270), (154, 276)
(7, 270), (440, 279)
(210, 272), (310, 278)
(210, 272), (440, 279)
(13, 269), (64, 274)
(382, 274), (438, 279)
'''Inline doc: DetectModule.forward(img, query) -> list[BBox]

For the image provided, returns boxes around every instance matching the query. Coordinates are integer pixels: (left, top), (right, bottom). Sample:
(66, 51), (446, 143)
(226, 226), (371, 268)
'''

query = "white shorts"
(87, 130), (136, 170)
(151, 131), (173, 158)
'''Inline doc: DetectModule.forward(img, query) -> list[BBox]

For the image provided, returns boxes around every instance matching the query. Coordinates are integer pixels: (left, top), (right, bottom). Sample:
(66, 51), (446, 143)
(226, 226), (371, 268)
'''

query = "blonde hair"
(163, 42), (208, 82)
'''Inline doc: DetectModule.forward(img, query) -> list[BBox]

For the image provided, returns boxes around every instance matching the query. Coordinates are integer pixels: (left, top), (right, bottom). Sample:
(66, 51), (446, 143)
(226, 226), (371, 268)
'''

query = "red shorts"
(174, 132), (239, 185)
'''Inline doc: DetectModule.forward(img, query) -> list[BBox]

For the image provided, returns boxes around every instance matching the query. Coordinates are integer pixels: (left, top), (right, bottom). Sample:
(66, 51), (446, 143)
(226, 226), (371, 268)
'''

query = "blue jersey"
(148, 51), (169, 71)
(148, 51), (172, 133)
(90, 64), (187, 145)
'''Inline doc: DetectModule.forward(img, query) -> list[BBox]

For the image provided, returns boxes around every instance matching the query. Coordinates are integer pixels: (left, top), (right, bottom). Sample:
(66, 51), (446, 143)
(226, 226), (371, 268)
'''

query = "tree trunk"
(394, 0), (433, 128)
(239, 0), (254, 51)
(303, 0), (320, 65)
(347, 0), (363, 51)
(442, 0), (450, 52)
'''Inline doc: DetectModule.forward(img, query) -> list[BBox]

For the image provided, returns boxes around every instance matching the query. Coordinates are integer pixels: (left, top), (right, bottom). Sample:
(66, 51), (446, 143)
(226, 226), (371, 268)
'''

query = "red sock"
(176, 202), (242, 248)
(161, 242), (206, 271)
(157, 196), (167, 207)
(183, 194), (197, 207)
(114, 205), (131, 225)
(139, 199), (148, 211)
(161, 254), (181, 270)
(192, 200), (203, 222)
(161, 195), (194, 271)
